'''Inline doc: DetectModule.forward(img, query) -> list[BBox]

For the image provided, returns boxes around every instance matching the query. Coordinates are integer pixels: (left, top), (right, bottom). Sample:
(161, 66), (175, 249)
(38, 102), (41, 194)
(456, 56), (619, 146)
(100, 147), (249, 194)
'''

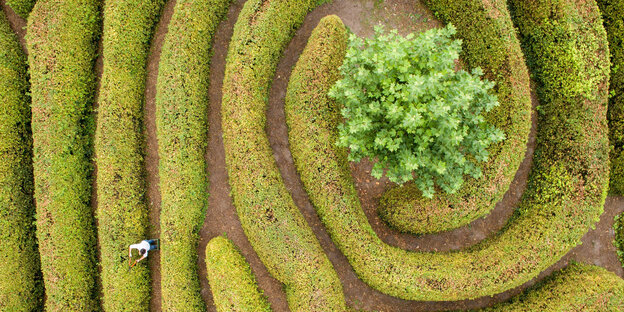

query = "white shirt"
(130, 240), (151, 257)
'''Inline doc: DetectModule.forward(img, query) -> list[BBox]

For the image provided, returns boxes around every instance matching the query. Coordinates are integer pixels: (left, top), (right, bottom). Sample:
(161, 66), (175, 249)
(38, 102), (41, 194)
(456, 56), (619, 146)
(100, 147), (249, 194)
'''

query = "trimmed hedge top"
(286, 0), (609, 301)
(221, 0), (346, 310)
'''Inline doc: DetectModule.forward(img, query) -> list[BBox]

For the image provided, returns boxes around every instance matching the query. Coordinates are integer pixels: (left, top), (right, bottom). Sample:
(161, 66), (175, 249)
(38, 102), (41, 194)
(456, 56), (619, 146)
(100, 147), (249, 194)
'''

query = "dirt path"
(265, 0), (624, 311)
(196, 1), (291, 311)
(0, 0), (27, 54)
(92, 25), (104, 312)
(144, 1), (176, 311)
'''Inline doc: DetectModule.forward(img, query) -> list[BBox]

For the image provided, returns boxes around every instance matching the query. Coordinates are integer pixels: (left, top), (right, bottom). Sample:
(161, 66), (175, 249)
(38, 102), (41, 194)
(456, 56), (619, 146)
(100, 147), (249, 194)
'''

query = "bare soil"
(143, 0), (177, 311)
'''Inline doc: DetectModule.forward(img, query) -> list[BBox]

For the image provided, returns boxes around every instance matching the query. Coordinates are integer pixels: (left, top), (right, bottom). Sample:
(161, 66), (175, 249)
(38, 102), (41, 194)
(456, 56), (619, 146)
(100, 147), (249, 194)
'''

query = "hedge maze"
(3, 0), (624, 310)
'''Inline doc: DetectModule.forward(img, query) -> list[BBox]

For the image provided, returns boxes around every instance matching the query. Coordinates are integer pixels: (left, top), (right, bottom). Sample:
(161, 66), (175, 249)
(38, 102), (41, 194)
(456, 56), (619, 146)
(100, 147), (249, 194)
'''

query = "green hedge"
(285, 0), (609, 300)
(379, 0), (532, 234)
(596, 0), (624, 195)
(26, 0), (100, 310)
(96, 0), (164, 310)
(0, 10), (42, 311)
(205, 236), (271, 312)
(155, 0), (230, 310)
(481, 263), (624, 311)
(615, 213), (624, 267)
(221, 0), (346, 310)
(6, 0), (36, 19)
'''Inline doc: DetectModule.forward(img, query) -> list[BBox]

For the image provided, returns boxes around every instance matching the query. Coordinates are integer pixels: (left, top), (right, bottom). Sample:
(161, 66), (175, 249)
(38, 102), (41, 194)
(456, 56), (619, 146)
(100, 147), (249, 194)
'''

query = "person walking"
(129, 239), (159, 268)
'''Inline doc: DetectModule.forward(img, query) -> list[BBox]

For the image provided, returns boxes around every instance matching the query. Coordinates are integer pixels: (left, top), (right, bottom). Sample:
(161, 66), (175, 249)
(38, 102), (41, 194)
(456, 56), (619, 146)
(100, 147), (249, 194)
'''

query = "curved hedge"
(155, 0), (230, 310)
(27, 0), (100, 310)
(6, 0), (36, 19)
(96, 0), (164, 310)
(0, 10), (42, 311)
(378, 0), (532, 234)
(596, 0), (624, 195)
(221, 0), (346, 310)
(482, 263), (624, 311)
(285, 0), (609, 301)
(205, 236), (271, 312)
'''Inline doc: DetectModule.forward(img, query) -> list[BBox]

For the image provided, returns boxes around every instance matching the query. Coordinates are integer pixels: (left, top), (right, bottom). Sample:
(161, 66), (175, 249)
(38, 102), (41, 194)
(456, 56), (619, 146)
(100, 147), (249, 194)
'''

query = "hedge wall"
(5, 0), (36, 19)
(155, 0), (230, 310)
(596, 0), (624, 195)
(205, 236), (271, 312)
(0, 10), (42, 311)
(481, 263), (624, 311)
(221, 0), (346, 310)
(379, 0), (532, 234)
(96, 0), (164, 310)
(285, 0), (609, 300)
(26, 0), (100, 310)
(615, 213), (624, 267)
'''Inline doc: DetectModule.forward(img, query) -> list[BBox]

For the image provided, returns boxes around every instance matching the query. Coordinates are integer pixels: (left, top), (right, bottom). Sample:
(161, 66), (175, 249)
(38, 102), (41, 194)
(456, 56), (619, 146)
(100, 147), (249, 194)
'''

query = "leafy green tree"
(329, 24), (504, 198)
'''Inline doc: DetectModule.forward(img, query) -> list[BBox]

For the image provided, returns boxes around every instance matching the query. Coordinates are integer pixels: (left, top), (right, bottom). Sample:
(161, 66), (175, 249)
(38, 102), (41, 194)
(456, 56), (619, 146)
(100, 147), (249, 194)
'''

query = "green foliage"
(480, 263), (624, 311)
(379, 0), (532, 234)
(156, 0), (230, 310)
(330, 25), (504, 197)
(0, 10), (42, 311)
(615, 212), (624, 267)
(205, 237), (271, 312)
(596, 0), (624, 195)
(286, 0), (609, 301)
(96, 0), (164, 310)
(6, 0), (36, 18)
(221, 1), (346, 311)
(26, 0), (100, 310)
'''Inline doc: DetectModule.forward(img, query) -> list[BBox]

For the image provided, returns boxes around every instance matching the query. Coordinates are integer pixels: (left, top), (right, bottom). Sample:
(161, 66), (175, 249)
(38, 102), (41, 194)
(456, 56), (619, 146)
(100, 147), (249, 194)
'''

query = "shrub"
(330, 25), (504, 197)
(378, 0), (532, 234)
(205, 237), (271, 312)
(0, 10), (42, 311)
(156, 0), (230, 310)
(96, 0), (164, 310)
(221, 1), (346, 310)
(481, 263), (624, 311)
(26, 0), (100, 310)
(615, 213), (624, 267)
(286, 0), (609, 300)
(6, 0), (36, 18)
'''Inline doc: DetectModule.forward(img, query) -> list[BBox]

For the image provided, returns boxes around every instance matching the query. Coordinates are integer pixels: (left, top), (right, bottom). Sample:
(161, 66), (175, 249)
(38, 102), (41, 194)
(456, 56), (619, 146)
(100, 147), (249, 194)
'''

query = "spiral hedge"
(379, 0), (532, 235)
(221, 0), (347, 310)
(26, 0), (100, 310)
(286, 0), (609, 301)
(155, 0), (230, 310)
(5, 0), (36, 18)
(0, 10), (42, 311)
(96, 0), (164, 310)
(205, 236), (271, 312)
(482, 263), (624, 311)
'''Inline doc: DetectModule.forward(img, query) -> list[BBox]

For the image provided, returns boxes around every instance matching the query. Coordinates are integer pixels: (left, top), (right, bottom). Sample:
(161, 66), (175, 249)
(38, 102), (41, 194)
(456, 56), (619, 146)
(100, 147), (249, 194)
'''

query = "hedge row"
(96, 0), (164, 310)
(379, 0), (532, 234)
(26, 0), (100, 310)
(285, 0), (610, 300)
(5, 0), (36, 19)
(615, 213), (624, 267)
(0, 10), (42, 311)
(205, 236), (271, 312)
(221, 0), (346, 310)
(481, 263), (624, 311)
(596, 0), (624, 195)
(155, 0), (230, 310)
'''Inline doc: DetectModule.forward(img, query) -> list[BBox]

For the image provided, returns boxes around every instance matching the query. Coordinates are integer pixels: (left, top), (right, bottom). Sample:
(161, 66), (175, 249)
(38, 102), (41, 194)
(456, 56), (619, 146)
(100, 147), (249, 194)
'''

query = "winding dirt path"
(144, 0), (177, 310)
(0, 0), (26, 54)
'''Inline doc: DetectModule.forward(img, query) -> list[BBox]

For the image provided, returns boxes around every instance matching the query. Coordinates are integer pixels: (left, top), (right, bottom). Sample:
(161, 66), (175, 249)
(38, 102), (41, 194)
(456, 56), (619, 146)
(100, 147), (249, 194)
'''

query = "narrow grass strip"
(156, 0), (230, 310)
(96, 0), (164, 310)
(596, 0), (624, 195)
(379, 0), (532, 234)
(221, 0), (346, 310)
(481, 263), (624, 311)
(5, 0), (36, 18)
(26, 0), (100, 310)
(205, 237), (271, 312)
(0, 10), (42, 311)
(286, 0), (609, 300)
